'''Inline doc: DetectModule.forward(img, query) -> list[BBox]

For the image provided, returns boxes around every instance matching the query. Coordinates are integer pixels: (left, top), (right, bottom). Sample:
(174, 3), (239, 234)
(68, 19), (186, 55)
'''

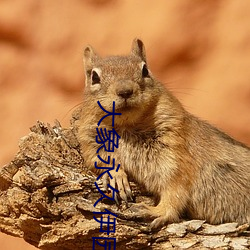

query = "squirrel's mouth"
(115, 98), (137, 111)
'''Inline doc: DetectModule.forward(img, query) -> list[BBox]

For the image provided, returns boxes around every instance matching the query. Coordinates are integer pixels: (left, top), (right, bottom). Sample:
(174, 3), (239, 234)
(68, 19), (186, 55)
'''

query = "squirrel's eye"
(142, 63), (149, 78)
(91, 70), (100, 85)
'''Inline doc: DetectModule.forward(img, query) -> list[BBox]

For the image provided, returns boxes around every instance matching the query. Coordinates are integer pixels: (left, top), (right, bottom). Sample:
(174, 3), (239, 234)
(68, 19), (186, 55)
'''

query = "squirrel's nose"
(116, 88), (133, 99)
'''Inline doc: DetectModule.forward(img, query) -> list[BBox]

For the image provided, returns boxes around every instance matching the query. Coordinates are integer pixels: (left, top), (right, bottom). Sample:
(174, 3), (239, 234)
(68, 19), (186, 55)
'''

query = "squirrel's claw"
(102, 169), (132, 205)
(149, 216), (168, 231)
(121, 174), (133, 201)
(102, 175), (109, 192)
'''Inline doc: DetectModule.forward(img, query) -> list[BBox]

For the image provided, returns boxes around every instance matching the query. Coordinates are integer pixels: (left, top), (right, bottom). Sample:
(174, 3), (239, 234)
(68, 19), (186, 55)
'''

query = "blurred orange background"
(1, 1), (250, 249)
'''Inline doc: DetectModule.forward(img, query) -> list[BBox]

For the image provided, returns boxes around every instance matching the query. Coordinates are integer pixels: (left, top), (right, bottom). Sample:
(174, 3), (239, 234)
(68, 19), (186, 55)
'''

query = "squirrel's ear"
(83, 45), (98, 71)
(83, 46), (99, 86)
(131, 38), (147, 63)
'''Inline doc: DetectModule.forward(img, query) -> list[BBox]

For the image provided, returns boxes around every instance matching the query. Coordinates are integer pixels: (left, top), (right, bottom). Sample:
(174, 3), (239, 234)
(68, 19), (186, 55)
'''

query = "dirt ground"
(1, 1), (250, 249)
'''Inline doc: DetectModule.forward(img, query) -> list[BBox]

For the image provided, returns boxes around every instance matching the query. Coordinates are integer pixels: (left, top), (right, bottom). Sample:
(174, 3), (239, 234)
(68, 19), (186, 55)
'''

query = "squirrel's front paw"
(150, 216), (169, 230)
(129, 202), (150, 213)
(128, 202), (157, 220)
(128, 203), (179, 230)
(102, 169), (132, 204)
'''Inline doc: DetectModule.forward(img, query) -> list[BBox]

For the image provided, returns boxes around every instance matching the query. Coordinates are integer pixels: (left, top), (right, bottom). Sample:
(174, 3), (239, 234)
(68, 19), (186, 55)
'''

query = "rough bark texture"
(0, 109), (249, 250)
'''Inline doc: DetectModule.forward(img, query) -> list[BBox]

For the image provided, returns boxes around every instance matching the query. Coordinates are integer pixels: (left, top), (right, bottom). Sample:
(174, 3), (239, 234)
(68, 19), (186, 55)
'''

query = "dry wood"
(0, 108), (249, 249)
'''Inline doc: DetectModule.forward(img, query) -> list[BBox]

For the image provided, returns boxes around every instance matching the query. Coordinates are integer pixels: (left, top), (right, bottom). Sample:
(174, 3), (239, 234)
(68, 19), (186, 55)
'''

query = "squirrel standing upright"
(78, 38), (250, 229)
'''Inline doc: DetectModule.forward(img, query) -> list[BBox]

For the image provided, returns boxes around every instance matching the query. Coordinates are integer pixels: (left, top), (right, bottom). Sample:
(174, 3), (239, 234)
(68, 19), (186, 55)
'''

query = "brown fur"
(78, 39), (250, 229)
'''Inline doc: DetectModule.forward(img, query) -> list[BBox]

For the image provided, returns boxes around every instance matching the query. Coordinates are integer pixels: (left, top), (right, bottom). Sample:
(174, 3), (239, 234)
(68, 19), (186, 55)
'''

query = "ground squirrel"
(78, 38), (250, 229)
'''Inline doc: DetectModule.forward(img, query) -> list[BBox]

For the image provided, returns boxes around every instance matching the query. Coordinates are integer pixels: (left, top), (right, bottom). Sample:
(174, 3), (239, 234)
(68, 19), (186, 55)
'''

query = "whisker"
(61, 102), (83, 122)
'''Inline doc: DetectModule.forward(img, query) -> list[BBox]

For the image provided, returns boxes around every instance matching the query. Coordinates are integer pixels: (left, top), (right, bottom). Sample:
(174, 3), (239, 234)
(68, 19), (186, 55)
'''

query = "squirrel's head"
(83, 39), (160, 126)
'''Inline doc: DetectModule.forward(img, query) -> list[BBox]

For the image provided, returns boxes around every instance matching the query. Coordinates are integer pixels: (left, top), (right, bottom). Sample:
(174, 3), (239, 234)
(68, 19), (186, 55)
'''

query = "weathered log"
(0, 109), (249, 249)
